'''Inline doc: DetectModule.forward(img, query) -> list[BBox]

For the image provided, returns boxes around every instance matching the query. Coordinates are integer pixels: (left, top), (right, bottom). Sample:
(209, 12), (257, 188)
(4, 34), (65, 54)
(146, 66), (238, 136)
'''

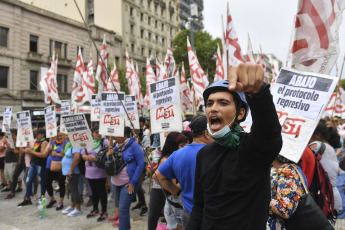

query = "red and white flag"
(135, 62), (144, 110)
(221, 16), (228, 80)
(95, 35), (108, 97)
(83, 53), (95, 98)
(71, 47), (86, 106)
(156, 57), (162, 79)
(180, 65), (193, 112)
(156, 58), (168, 81)
(290, 0), (345, 74)
(225, 5), (245, 67)
(214, 44), (225, 82)
(245, 33), (256, 64)
(270, 64), (280, 88)
(187, 38), (206, 108)
(107, 61), (120, 92)
(257, 46), (270, 83)
(143, 58), (157, 110)
(126, 53), (136, 94)
(40, 51), (60, 104)
(164, 46), (176, 78)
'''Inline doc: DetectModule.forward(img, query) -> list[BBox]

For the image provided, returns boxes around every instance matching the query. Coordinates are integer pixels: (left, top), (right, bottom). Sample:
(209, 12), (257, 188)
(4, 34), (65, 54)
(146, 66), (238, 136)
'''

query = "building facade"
(0, 0), (122, 118)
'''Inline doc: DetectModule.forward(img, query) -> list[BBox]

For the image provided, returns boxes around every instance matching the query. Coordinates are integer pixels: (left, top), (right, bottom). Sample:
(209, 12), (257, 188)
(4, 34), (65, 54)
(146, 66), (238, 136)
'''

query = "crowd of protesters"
(1, 64), (345, 230)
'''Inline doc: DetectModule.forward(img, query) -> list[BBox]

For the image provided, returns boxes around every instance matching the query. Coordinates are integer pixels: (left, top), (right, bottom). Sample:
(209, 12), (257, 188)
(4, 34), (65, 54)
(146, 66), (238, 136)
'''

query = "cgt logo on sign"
(72, 132), (89, 142)
(282, 118), (306, 138)
(156, 105), (174, 120)
(103, 115), (120, 125)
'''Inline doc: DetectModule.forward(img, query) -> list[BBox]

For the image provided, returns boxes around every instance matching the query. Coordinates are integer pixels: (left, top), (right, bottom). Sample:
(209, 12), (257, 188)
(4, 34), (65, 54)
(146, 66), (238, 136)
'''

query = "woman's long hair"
(158, 132), (187, 165)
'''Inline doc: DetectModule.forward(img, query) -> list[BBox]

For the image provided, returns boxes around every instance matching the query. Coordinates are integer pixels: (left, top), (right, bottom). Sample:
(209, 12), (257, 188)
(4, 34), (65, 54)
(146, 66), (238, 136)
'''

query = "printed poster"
(1, 107), (12, 132)
(150, 104), (183, 134)
(124, 96), (139, 130)
(16, 111), (34, 146)
(3, 124), (14, 148)
(271, 68), (337, 162)
(44, 105), (57, 138)
(100, 92), (125, 115)
(61, 114), (93, 149)
(91, 94), (101, 121)
(99, 114), (125, 137)
(149, 78), (178, 108)
(60, 100), (71, 134)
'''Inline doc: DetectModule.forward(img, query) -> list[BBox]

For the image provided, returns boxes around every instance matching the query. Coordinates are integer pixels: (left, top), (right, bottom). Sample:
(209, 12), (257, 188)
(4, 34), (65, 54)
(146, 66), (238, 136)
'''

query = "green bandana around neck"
(212, 125), (243, 149)
(63, 142), (72, 154)
(93, 138), (102, 150)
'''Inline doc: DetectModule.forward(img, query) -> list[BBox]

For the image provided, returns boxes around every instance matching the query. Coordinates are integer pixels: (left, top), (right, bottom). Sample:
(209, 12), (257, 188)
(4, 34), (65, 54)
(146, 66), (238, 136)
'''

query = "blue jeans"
(78, 174), (92, 196)
(115, 182), (140, 230)
(25, 162), (45, 199)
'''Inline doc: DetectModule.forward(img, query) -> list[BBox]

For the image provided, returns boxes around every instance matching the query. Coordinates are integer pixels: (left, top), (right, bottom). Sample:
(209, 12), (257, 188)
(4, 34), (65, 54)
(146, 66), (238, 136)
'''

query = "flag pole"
(226, 4), (229, 79)
(338, 56), (345, 119)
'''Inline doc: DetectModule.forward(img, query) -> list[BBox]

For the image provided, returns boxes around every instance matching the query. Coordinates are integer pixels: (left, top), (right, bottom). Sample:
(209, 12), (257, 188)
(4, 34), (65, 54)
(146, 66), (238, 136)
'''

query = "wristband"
(176, 189), (182, 196)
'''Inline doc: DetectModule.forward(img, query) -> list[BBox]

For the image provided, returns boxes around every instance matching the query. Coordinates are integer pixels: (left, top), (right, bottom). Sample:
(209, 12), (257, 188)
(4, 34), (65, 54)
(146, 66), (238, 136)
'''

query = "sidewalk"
(0, 178), (153, 230)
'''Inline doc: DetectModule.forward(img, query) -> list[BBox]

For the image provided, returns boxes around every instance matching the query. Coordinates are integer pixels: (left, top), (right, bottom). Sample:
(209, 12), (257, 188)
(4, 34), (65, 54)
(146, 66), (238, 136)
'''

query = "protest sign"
(271, 68), (337, 162)
(99, 114), (125, 137)
(150, 104), (183, 134)
(61, 114), (93, 149)
(100, 92), (125, 115)
(3, 124), (14, 148)
(159, 132), (169, 150)
(124, 95), (140, 129)
(44, 105), (57, 138)
(91, 94), (101, 121)
(60, 100), (71, 134)
(1, 107), (12, 132)
(149, 78), (178, 108)
(16, 111), (34, 145)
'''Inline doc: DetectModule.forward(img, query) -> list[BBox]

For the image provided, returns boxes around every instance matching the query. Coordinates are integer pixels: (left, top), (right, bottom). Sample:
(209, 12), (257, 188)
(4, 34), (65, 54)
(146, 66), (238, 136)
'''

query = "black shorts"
(0, 157), (4, 169)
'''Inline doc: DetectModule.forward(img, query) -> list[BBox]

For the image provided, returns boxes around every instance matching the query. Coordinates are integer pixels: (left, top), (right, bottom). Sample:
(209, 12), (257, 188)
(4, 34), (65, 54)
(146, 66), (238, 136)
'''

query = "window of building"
(131, 43), (135, 53)
(149, 49), (152, 57)
(130, 24), (134, 34)
(0, 27), (9, 47)
(30, 35), (38, 52)
(140, 29), (144, 39)
(77, 47), (84, 58)
(155, 20), (158, 28)
(130, 7), (133, 16)
(154, 4), (157, 13)
(141, 13), (144, 22)
(148, 0), (151, 9)
(162, 38), (165, 46)
(148, 16), (151, 25)
(0, 66), (8, 88)
(161, 9), (164, 16)
(49, 40), (53, 56)
(170, 27), (173, 36)
(161, 24), (164, 31)
(155, 35), (158, 43)
(115, 56), (120, 67)
(30, 70), (38, 90)
(148, 32), (151, 41)
(55, 41), (62, 58)
(57, 74), (67, 93)
(64, 43), (68, 58)
(141, 47), (145, 56)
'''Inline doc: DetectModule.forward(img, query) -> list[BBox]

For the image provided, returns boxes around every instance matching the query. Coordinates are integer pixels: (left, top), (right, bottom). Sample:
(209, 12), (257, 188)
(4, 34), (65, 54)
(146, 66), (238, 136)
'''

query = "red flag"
(270, 64), (280, 88)
(187, 38), (206, 108)
(83, 53), (95, 96)
(180, 65), (192, 112)
(245, 33), (256, 64)
(214, 44), (225, 82)
(143, 58), (157, 109)
(164, 46), (176, 78)
(72, 47), (86, 106)
(40, 51), (60, 104)
(96, 35), (108, 97)
(156, 58), (168, 81)
(107, 61), (120, 92)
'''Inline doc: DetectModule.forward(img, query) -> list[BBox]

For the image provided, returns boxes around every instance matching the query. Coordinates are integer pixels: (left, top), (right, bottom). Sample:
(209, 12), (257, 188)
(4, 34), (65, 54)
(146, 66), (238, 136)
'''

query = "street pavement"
(0, 178), (156, 230)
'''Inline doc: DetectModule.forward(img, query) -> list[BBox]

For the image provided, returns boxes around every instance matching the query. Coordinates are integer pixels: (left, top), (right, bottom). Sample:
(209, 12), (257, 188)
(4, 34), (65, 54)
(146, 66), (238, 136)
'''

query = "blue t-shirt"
(61, 147), (82, 176)
(46, 140), (69, 169)
(158, 143), (206, 214)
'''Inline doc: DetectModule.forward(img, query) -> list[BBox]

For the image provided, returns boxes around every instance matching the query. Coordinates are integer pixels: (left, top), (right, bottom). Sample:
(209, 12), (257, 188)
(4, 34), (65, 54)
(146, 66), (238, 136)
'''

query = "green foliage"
(172, 29), (221, 82)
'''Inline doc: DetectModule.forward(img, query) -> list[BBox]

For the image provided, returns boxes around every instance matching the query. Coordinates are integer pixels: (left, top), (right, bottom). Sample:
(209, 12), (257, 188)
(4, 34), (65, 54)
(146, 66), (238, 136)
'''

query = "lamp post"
(185, 2), (199, 51)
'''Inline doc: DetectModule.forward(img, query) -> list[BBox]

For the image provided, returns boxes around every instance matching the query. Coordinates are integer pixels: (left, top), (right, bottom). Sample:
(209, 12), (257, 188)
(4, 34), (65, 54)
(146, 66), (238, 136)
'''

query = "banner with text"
(150, 104), (182, 133)
(125, 112), (140, 130)
(44, 105), (57, 138)
(99, 114), (125, 137)
(101, 92), (125, 115)
(91, 94), (101, 121)
(271, 68), (337, 162)
(3, 124), (14, 148)
(60, 100), (71, 134)
(149, 78), (178, 108)
(16, 111), (34, 146)
(124, 95), (139, 129)
(61, 114), (93, 149)
(125, 95), (138, 113)
(1, 107), (12, 132)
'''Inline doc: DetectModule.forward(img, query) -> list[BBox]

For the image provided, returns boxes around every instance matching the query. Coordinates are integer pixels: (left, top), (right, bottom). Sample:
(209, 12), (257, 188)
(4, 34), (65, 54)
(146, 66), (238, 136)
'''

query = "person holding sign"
(106, 127), (144, 230)
(45, 128), (69, 210)
(18, 128), (48, 207)
(81, 126), (109, 222)
(0, 132), (7, 190)
(61, 137), (83, 217)
(187, 64), (283, 230)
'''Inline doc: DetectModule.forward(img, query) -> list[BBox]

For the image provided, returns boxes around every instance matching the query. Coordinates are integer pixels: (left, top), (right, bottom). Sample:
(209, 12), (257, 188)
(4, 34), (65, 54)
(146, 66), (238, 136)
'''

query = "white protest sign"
(99, 114), (125, 137)
(60, 100), (71, 134)
(44, 105), (57, 138)
(2, 107), (12, 132)
(271, 68), (337, 162)
(3, 124), (14, 148)
(150, 104), (183, 134)
(16, 111), (34, 145)
(101, 92), (125, 115)
(91, 94), (101, 121)
(159, 132), (169, 149)
(149, 78), (178, 108)
(61, 114), (93, 149)
(125, 95), (138, 113)
(125, 112), (140, 130)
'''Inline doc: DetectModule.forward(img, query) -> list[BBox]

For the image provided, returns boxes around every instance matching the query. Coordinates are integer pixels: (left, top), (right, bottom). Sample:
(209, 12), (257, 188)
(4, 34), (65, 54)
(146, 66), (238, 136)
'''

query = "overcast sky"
(203, 0), (345, 78)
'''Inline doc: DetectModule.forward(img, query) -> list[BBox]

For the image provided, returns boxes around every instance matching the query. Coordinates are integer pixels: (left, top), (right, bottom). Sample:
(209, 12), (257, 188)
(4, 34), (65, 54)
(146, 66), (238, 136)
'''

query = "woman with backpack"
(81, 126), (109, 221)
(106, 126), (144, 230)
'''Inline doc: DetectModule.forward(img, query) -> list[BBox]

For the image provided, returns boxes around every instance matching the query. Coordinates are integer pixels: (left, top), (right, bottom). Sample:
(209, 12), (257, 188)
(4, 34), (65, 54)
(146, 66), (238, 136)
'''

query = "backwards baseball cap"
(189, 115), (207, 134)
(151, 133), (160, 148)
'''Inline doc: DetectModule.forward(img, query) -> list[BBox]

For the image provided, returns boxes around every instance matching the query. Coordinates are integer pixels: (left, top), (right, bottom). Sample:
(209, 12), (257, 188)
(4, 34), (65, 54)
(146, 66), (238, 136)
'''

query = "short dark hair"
(313, 122), (330, 141)
(124, 126), (132, 138)
(182, 130), (193, 143)
(139, 117), (146, 123)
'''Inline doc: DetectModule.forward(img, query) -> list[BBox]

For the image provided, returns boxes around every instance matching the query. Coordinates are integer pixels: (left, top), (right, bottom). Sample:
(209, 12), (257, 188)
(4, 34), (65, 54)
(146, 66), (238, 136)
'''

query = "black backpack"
(104, 142), (134, 176)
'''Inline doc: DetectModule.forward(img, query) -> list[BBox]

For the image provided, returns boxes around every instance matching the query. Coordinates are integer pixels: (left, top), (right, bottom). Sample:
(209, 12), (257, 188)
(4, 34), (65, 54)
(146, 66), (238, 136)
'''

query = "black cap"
(34, 128), (45, 135)
(189, 115), (207, 134)
(91, 126), (99, 133)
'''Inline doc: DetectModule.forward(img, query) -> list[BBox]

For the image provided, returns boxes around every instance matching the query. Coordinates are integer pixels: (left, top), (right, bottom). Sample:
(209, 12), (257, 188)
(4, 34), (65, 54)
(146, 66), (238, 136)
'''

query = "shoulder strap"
(292, 164), (309, 194)
(318, 142), (326, 155)
(100, 138), (104, 148)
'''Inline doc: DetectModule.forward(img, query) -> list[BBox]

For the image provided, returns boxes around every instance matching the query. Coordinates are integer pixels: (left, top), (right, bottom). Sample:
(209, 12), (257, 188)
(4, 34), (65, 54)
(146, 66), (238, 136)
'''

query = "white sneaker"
(67, 208), (82, 217)
(108, 195), (113, 202)
(62, 206), (75, 214)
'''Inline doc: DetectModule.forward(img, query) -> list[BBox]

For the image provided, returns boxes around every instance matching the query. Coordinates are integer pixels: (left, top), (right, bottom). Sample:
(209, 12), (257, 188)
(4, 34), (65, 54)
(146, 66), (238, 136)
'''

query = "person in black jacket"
(187, 64), (283, 230)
